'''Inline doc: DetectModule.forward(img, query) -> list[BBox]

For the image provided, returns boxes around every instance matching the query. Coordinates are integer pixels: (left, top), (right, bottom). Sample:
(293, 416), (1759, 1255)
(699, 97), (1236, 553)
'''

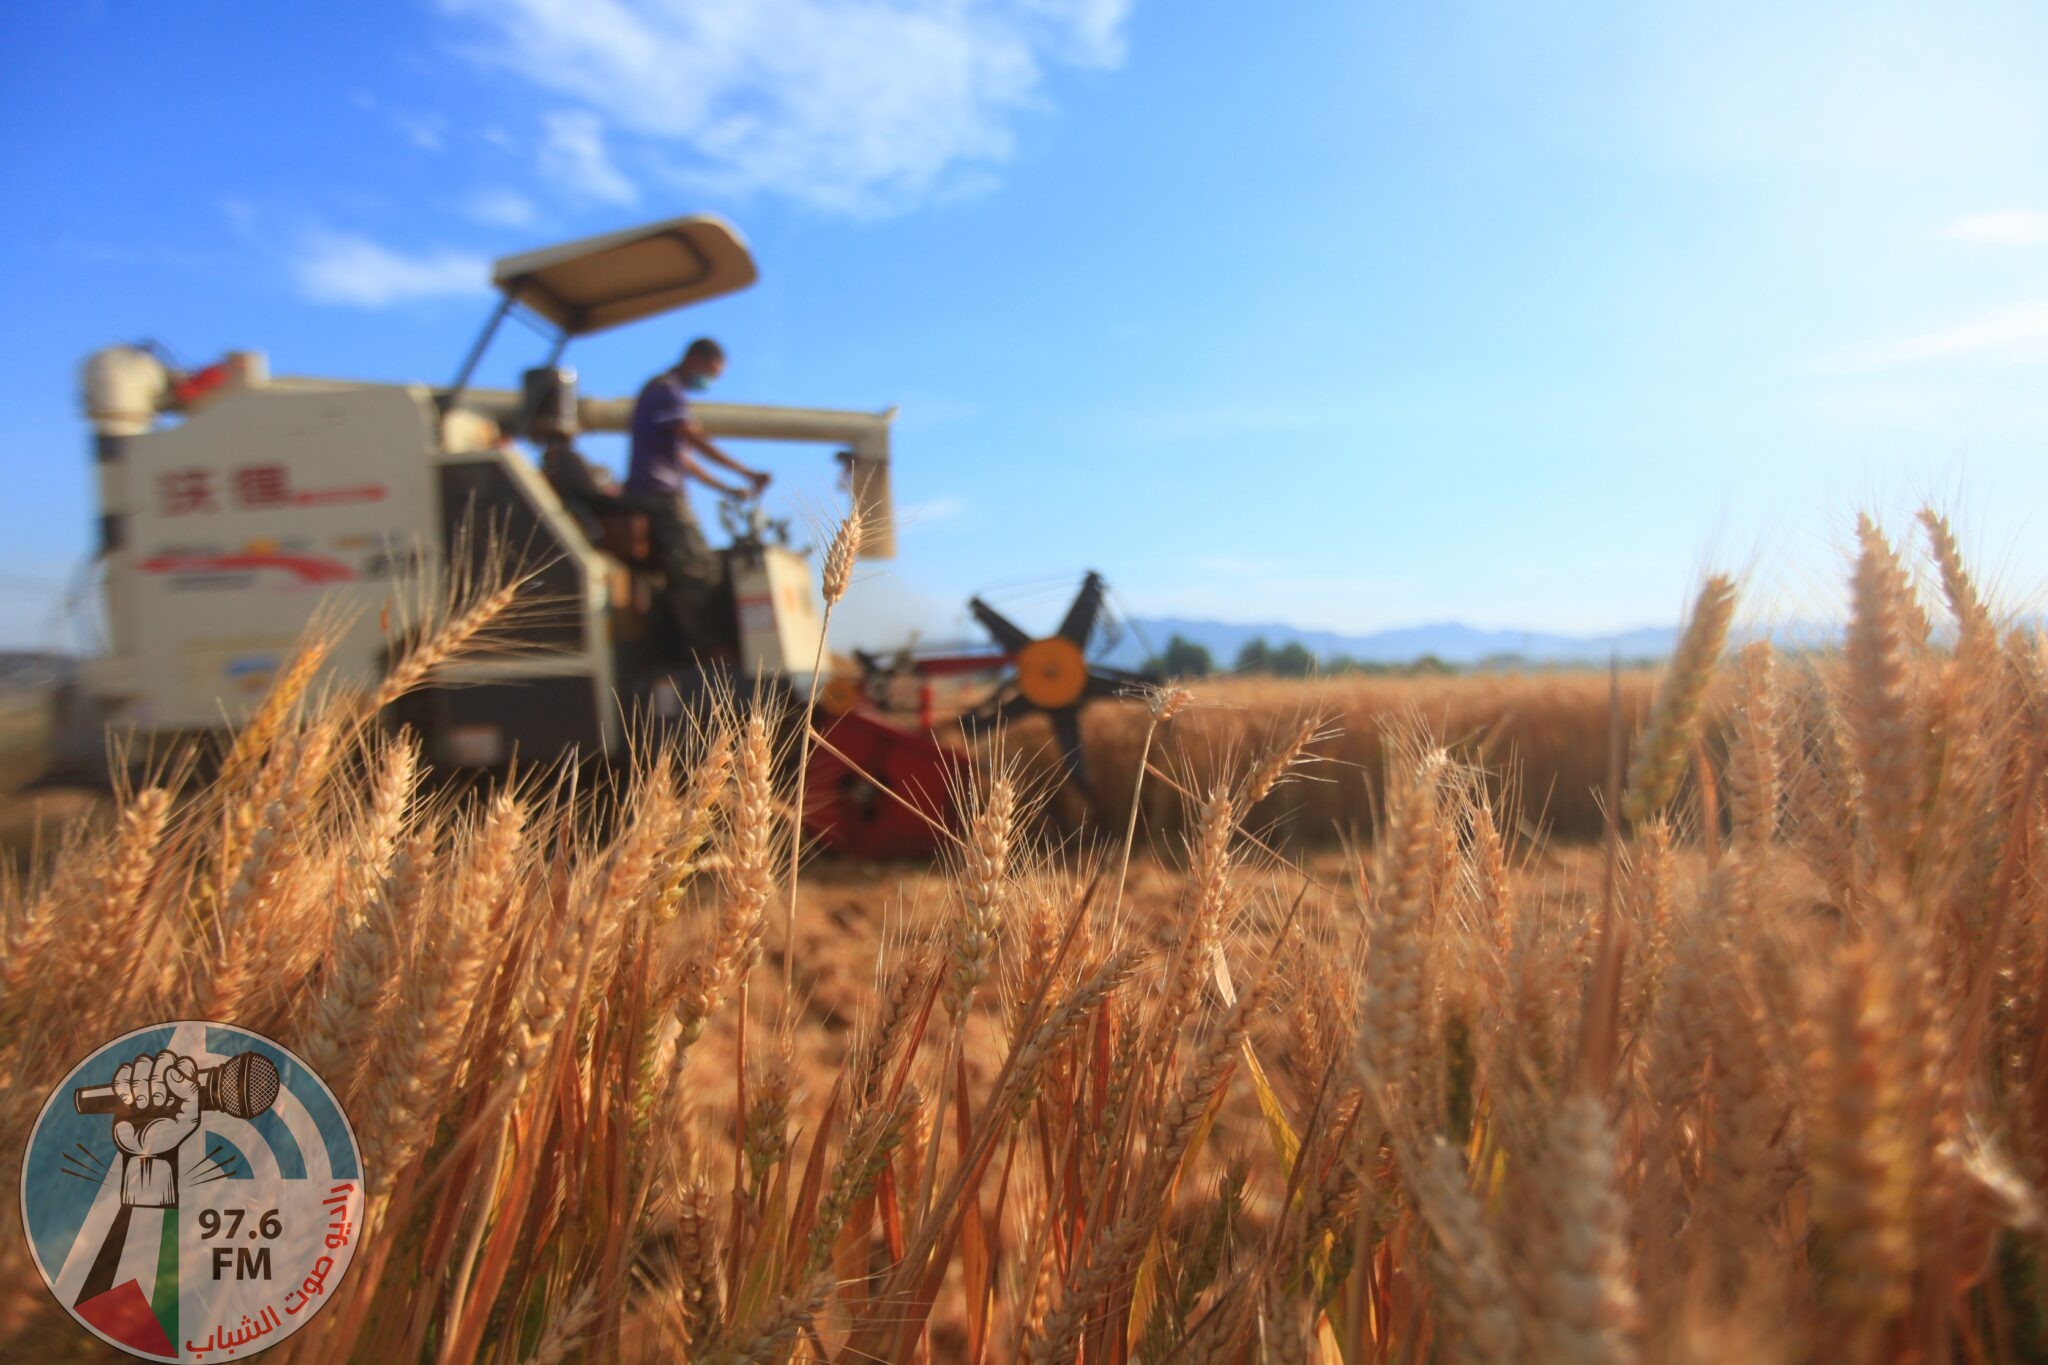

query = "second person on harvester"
(623, 337), (772, 657)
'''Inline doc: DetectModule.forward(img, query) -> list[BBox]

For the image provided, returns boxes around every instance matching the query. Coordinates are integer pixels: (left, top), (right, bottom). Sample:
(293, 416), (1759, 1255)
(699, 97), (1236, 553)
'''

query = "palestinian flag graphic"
(69, 1205), (181, 1357)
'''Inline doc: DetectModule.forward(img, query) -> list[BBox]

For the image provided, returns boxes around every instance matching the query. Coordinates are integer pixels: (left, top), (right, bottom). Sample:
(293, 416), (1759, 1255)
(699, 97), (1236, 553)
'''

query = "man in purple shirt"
(623, 338), (771, 655)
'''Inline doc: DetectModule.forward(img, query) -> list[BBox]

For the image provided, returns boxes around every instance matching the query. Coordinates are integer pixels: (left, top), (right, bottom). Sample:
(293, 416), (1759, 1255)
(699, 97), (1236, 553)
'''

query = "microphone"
(73, 1051), (281, 1120)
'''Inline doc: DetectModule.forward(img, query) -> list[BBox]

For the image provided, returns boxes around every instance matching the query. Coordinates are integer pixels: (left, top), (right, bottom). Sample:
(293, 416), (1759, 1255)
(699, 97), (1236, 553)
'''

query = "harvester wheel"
(963, 571), (1156, 799)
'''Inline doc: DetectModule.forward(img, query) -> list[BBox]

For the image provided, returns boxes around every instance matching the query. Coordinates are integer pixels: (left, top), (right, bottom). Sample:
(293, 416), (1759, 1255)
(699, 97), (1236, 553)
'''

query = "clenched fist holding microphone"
(103, 1050), (202, 1207)
(72, 1047), (282, 1206)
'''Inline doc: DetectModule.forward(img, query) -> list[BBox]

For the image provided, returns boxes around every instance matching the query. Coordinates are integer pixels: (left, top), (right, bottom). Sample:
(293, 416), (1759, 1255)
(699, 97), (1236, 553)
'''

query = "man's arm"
(681, 418), (771, 494)
(677, 449), (751, 499)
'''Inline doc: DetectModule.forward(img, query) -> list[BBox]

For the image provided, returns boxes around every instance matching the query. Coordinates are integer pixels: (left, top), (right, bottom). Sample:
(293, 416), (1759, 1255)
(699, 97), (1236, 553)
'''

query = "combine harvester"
(66, 214), (1143, 856)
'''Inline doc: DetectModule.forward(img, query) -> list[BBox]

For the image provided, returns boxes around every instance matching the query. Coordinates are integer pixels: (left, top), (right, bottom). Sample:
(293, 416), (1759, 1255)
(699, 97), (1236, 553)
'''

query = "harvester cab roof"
(446, 213), (761, 415)
(493, 215), (759, 334)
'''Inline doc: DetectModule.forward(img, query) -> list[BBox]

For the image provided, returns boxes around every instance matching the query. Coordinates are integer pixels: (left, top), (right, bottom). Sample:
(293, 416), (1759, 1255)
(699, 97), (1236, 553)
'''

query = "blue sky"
(9, 1), (2048, 652)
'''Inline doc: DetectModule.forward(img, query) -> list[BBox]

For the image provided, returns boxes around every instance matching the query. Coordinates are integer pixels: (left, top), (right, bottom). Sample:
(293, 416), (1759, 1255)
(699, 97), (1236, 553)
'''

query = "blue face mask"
(684, 374), (713, 393)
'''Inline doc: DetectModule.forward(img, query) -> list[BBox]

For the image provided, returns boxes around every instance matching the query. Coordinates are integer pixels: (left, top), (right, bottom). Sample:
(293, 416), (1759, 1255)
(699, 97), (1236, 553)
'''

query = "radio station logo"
(19, 1022), (365, 1360)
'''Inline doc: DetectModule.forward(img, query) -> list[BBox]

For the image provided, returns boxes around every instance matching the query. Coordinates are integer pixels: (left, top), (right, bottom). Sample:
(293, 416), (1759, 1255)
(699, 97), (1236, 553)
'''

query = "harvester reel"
(962, 571), (1154, 794)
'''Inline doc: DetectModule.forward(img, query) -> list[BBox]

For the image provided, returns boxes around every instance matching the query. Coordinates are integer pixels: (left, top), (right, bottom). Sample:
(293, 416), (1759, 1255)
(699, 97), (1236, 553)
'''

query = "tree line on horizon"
(1140, 632), (1667, 680)
(1141, 633), (1458, 679)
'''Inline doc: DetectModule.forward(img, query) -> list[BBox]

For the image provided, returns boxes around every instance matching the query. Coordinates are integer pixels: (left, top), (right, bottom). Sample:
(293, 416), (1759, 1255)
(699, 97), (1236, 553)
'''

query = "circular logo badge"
(19, 1022), (365, 1360)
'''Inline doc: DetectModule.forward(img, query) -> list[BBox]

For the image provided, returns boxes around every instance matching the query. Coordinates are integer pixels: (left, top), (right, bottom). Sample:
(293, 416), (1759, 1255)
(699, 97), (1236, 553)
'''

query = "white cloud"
(1829, 298), (2048, 371)
(435, 0), (1135, 214)
(395, 112), (447, 152)
(464, 187), (538, 228)
(1022, 0), (1130, 66)
(1946, 210), (2048, 246)
(539, 110), (637, 206)
(292, 230), (491, 308)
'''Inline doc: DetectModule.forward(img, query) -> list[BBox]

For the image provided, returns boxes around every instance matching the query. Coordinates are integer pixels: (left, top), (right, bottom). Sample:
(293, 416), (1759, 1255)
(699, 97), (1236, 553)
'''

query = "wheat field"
(1008, 668), (1657, 847)
(3, 506), (2046, 1363)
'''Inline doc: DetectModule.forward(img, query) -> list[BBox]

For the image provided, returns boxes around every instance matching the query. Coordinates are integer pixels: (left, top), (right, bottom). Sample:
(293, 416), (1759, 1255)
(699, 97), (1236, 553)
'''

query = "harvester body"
(73, 215), (899, 783)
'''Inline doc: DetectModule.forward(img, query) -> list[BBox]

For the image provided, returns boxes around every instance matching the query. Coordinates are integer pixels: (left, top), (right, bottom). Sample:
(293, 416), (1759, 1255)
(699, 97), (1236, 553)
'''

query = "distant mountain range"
(1100, 617), (1842, 670)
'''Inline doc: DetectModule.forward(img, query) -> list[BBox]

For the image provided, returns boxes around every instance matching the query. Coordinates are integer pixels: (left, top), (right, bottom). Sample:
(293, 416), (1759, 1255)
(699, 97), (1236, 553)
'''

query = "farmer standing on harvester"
(624, 336), (773, 655)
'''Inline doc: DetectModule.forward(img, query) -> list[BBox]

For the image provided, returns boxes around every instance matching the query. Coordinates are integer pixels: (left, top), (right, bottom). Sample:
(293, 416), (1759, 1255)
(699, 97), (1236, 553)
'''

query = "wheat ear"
(1623, 575), (1736, 824)
(675, 711), (776, 1044)
(1365, 748), (1448, 1103)
(1725, 642), (1778, 856)
(1530, 1091), (1639, 1365)
(1804, 939), (1915, 1331)
(1410, 1136), (1520, 1364)
(944, 763), (1016, 1018)
(1845, 515), (1927, 878)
